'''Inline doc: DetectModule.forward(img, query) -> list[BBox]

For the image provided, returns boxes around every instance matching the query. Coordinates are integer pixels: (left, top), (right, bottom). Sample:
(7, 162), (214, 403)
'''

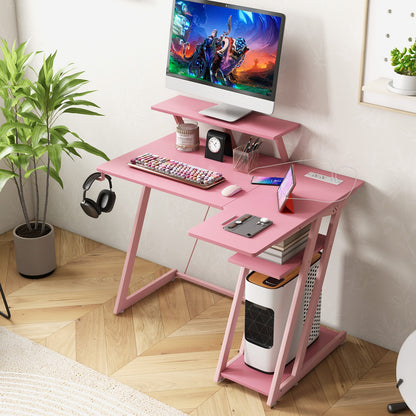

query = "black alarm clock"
(204, 129), (233, 162)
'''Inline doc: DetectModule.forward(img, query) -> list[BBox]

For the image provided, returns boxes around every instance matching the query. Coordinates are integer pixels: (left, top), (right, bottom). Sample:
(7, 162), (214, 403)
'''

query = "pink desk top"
(97, 134), (278, 210)
(97, 135), (364, 257)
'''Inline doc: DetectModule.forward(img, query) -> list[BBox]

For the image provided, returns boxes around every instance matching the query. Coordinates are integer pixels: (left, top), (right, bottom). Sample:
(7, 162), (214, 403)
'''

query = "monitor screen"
(166, 0), (285, 121)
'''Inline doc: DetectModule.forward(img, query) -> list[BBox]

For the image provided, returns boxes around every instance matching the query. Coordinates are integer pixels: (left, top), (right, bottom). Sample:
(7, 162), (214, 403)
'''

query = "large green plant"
(0, 40), (109, 236)
(391, 39), (416, 76)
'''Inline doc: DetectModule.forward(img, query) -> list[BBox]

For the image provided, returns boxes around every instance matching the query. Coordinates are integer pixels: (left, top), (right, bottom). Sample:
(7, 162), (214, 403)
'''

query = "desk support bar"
(275, 136), (289, 162)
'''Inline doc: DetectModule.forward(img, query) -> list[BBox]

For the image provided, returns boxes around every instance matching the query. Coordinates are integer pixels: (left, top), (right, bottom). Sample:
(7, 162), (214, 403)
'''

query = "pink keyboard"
(128, 153), (225, 189)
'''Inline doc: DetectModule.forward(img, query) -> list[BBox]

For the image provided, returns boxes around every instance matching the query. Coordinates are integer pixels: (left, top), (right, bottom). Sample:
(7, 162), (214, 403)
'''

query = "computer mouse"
(221, 184), (242, 197)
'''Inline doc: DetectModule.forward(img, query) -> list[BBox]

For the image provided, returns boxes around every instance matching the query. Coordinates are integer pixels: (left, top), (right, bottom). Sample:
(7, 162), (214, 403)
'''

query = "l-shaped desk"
(97, 95), (364, 407)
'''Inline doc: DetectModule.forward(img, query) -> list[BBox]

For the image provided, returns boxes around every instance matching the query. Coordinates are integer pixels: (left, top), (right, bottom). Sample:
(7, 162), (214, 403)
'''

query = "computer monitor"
(166, 0), (286, 122)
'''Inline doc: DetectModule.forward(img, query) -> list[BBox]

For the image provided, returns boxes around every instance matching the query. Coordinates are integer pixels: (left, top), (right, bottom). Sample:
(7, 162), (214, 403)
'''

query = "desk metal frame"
(97, 95), (363, 407)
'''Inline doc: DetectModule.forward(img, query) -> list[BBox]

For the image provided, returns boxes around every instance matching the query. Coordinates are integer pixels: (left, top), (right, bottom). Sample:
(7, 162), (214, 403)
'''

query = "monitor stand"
(199, 103), (252, 123)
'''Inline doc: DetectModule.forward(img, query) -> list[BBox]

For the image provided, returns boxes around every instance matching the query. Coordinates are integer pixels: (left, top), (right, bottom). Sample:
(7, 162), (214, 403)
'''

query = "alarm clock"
(204, 130), (233, 162)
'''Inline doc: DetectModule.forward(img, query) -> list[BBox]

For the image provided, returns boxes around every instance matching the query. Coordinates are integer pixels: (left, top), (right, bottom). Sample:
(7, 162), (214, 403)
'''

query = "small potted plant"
(390, 38), (416, 94)
(0, 39), (109, 278)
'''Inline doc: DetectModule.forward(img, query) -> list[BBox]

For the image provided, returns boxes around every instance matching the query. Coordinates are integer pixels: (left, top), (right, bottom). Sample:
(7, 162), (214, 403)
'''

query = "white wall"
(10, 0), (416, 352)
(0, 0), (32, 233)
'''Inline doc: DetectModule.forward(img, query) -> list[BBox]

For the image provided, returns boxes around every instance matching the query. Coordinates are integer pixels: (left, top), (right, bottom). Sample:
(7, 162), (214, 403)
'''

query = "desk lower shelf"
(220, 326), (346, 402)
(229, 234), (326, 279)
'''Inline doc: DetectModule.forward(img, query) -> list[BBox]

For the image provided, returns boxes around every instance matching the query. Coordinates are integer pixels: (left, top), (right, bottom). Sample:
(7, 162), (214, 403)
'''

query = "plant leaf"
(67, 140), (109, 160)
(0, 169), (17, 191)
(62, 108), (103, 116)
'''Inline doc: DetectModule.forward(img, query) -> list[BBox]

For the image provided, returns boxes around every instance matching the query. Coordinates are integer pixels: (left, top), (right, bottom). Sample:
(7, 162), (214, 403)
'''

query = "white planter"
(390, 72), (416, 95)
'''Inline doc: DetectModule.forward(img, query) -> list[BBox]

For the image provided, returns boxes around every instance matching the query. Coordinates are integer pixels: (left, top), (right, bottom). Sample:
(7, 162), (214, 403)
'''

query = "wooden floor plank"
(45, 321), (77, 360)
(181, 280), (217, 319)
(263, 391), (299, 416)
(114, 350), (223, 375)
(154, 386), (221, 414)
(225, 382), (265, 416)
(290, 370), (331, 416)
(6, 320), (72, 341)
(131, 291), (166, 355)
(75, 304), (108, 374)
(0, 304), (97, 326)
(158, 280), (191, 335)
(189, 387), (233, 416)
(103, 298), (138, 374)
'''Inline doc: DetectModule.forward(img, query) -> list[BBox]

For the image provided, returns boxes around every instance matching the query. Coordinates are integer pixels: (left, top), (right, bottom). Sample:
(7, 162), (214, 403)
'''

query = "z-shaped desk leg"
(267, 205), (346, 406)
(113, 185), (235, 314)
(113, 186), (178, 314)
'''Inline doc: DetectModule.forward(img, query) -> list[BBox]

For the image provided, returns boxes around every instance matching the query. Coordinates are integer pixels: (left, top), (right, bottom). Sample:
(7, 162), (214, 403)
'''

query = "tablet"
(277, 165), (296, 212)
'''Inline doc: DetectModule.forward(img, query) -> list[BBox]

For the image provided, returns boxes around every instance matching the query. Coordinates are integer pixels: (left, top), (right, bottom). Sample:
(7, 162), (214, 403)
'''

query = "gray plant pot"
(13, 223), (57, 278)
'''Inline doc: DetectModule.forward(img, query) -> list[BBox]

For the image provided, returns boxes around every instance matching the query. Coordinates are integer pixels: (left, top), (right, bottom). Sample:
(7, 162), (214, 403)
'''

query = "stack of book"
(258, 224), (311, 264)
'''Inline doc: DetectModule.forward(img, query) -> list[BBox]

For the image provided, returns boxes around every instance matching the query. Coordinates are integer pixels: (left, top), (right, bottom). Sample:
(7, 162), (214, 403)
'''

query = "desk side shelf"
(229, 234), (326, 279)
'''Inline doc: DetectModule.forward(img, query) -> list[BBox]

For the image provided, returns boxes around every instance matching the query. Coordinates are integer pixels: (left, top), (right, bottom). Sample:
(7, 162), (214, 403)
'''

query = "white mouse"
(221, 184), (242, 197)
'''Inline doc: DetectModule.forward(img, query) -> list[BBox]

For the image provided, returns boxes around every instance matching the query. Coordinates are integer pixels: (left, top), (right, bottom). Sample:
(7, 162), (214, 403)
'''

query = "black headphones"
(80, 172), (116, 218)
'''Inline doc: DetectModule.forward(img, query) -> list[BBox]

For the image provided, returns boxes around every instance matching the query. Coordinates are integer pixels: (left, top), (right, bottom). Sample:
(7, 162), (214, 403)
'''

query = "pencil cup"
(233, 145), (259, 173)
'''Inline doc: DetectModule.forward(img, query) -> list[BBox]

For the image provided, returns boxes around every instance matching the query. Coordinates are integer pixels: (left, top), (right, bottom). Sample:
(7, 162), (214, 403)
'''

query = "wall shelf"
(362, 77), (416, 113)
(359, 0), (416, 114)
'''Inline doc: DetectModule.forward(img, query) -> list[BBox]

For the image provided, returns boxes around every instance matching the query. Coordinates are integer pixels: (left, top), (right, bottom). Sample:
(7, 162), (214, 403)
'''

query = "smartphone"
(277, 165), (296, 212)
(251, 176), (283, 186)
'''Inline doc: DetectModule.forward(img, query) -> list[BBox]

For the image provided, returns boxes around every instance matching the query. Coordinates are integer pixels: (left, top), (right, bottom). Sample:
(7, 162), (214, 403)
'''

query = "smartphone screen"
(251, 176), (283, 186)
(277, 165), (296, 212)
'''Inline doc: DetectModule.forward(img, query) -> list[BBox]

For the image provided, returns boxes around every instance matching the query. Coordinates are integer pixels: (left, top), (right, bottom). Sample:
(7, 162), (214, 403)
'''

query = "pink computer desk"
(97, 96), (364, 407)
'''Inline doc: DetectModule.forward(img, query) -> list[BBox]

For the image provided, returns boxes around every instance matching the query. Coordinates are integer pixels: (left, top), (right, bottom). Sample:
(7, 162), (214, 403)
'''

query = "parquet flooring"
(0, 227), (412, 415)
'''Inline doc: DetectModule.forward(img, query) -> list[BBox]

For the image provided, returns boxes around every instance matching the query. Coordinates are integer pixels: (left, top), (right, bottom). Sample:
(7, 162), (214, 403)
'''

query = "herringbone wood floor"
(0, 227), (411, 415)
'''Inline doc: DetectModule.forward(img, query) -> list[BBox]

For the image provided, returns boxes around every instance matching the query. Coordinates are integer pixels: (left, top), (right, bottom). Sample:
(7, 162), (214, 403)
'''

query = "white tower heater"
(244, 253), (321, 373)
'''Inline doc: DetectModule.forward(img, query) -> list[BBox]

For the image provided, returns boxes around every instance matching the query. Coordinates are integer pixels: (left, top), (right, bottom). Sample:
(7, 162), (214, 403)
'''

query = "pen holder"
(233, 144), (259, 173)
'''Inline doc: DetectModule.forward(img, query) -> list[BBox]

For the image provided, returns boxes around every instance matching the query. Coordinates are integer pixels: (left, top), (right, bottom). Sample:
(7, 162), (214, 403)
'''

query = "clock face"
(208, 137), (221, 153)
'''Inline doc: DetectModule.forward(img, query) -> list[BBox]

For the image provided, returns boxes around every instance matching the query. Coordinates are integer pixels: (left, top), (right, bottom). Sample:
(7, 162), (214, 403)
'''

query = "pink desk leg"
(267, 204), (346, 406)
(266, 218), (321, 406)
(113, 186), (151, 314)
(214, 266), (248, 382)
(290, 205), (343, 377)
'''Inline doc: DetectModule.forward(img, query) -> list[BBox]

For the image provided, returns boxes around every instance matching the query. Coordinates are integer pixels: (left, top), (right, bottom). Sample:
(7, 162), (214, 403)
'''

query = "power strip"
(305, 171), (343, 185)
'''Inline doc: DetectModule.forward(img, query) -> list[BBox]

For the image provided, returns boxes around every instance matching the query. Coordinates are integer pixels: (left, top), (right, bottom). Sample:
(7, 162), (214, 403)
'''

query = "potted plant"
(0, 39), (109, 278)
(390, 38), (416, 94)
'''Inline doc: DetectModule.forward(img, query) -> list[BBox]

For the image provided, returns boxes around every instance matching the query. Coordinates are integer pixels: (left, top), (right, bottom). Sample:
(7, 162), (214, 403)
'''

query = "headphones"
(80, 172), (116, 218)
